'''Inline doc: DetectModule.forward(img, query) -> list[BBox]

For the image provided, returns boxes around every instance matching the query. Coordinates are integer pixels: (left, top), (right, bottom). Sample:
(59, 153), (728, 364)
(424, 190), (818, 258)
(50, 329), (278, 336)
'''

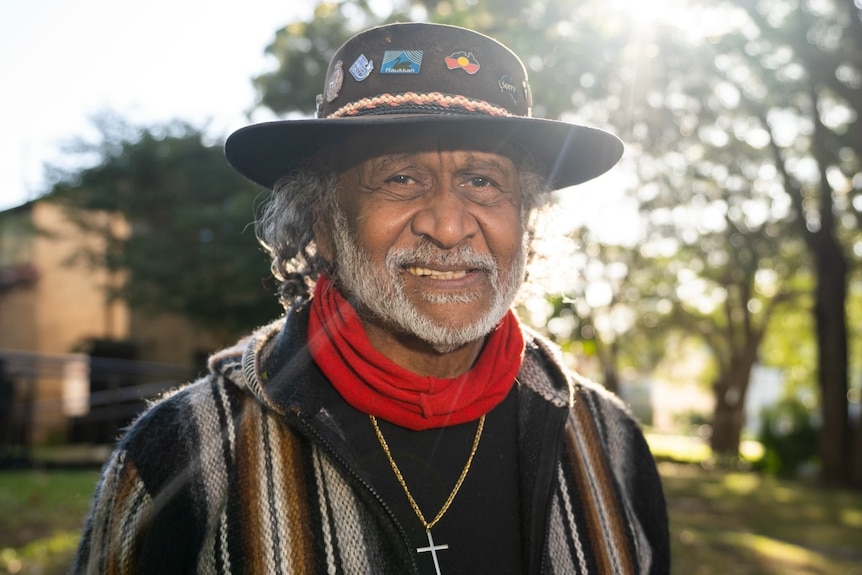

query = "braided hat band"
(327, 92), (513, 119)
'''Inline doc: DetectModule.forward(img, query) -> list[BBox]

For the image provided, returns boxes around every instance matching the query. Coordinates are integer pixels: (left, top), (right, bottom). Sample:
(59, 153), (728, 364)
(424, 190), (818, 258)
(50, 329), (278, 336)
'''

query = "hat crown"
(225, 22), (623, 192)
(316, 22), (532, 119)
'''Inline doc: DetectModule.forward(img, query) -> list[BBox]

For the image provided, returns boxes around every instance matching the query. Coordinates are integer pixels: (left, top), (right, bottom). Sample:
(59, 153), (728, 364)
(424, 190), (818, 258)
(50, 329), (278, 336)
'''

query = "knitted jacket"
(74, 306), (669, 574)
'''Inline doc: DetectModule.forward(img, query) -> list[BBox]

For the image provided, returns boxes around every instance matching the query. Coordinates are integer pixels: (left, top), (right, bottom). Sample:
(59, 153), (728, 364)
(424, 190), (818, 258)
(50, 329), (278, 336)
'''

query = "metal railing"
(0, 349), (201, 465)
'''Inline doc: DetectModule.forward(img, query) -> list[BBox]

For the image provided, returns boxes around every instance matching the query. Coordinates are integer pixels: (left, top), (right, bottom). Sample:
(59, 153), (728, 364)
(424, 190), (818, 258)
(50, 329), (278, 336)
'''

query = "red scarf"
(306, 275), (524, 430)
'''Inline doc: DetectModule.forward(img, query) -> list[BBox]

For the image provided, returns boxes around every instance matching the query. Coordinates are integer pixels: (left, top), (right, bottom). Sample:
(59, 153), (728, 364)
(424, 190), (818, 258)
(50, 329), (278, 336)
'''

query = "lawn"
(0, 469), (99, 575)
(1, 463), (860, 574)
(662, 462), (862, 575)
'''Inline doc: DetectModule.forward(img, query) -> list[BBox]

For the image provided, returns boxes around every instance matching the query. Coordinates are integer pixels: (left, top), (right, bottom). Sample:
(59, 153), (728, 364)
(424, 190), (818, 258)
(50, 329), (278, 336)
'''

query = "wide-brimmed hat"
(225, 22), (622, 191)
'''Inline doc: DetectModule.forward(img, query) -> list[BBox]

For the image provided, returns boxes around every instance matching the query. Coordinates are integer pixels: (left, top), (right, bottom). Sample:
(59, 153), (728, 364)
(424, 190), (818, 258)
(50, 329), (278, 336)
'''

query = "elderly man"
(75, 22), (669, 574)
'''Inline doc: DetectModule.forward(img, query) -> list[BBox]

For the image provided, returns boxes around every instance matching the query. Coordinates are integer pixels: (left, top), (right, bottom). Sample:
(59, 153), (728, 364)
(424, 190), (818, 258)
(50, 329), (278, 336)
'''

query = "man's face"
(319, 131), (528, 353)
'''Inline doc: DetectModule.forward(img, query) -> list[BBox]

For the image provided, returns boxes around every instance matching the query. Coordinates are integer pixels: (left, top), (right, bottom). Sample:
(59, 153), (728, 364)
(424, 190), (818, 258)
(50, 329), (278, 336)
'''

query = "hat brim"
(224, 115), (623, 191)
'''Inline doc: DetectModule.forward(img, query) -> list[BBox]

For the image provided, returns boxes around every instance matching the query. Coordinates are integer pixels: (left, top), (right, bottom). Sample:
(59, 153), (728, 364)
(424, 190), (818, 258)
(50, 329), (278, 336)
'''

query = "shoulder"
(519, 332), (659, 460)
(113, 375), (222, 487)
(520, 326), (644, 443)
(206, 317), (287, 384)
(115, 318), (290, 482)
(520, 327), (629, 410)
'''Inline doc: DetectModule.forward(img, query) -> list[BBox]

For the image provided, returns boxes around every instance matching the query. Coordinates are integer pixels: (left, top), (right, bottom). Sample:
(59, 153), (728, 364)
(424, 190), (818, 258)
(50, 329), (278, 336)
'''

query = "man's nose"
(410, 188), (479, 249)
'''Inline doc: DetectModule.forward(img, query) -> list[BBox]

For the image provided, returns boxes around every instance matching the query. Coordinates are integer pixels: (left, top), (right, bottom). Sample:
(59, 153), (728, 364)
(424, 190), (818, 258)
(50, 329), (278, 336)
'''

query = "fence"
(0, 349), (199, 466)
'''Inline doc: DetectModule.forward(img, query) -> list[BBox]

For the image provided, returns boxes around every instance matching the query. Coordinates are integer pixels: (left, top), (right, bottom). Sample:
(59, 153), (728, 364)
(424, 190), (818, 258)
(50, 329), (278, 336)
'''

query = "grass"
(0, 460), (860, 574)
(0, 469), (99, 575)
(662, 462), (862, 575)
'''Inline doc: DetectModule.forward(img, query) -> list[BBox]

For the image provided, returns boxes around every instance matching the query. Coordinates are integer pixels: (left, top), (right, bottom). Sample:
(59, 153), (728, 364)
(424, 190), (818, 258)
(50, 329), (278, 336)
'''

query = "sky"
(0, 0), (313, 211)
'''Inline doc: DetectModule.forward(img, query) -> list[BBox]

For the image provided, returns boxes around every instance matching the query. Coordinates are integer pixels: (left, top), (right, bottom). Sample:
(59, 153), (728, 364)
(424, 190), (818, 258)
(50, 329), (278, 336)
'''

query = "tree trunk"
(603, 367), (620, 396)
(710, 376), (747, 456)
(851, 414), (862, 489)
(710, 348), (758, 456)
(711, 390), (744, 455)
(814, 236), (851, 486)
(595, 335), (620, 395)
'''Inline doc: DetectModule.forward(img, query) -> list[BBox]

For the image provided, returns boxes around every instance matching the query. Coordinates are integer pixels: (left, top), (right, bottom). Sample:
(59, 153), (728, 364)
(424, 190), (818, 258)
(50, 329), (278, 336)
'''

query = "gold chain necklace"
(369, 414), (486, 575)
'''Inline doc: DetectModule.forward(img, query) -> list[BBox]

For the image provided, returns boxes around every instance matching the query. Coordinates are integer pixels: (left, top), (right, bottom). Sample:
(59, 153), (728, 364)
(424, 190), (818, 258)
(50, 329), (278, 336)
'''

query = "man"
(75, 22), (669, 574)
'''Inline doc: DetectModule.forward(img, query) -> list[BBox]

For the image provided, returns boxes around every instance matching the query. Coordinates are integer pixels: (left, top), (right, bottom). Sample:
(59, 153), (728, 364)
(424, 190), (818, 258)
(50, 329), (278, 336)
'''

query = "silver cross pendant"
(416, 529), (449, 575)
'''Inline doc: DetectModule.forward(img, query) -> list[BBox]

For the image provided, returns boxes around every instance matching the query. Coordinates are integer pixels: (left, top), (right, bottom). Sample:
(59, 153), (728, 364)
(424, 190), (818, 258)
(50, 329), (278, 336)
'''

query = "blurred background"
(1, 0), (861, 573)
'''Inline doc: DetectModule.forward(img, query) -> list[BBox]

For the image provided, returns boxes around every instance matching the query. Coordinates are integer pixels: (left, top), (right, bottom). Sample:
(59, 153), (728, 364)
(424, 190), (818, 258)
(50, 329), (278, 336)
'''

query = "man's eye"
(469, 176), (494, 187)
(387, 175), (413, 185)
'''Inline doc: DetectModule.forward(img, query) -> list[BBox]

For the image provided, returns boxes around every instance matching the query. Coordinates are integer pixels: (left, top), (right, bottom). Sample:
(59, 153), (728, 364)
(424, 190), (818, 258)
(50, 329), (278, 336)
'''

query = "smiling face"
(316, 130), (528, 355)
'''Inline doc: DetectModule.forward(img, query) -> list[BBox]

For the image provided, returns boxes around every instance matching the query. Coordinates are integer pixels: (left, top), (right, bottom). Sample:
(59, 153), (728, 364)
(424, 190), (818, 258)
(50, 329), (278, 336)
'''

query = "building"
(0, 200), (216, 448)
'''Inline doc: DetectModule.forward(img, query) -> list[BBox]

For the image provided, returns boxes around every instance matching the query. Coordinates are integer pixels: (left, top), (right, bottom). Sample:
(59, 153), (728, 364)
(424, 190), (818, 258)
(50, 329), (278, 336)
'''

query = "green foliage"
(531, 242), (670, 389)
(760, 276), (817, 397)
(756, 397), (820, 478)
(849, 279), (862, 389)
(254, 3), (385, 116)
(48, 114), (280, 340)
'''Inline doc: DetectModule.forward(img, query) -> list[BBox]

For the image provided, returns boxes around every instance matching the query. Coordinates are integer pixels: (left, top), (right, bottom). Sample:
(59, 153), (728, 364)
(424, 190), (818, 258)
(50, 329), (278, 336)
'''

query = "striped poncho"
(74, 307), (669, 574)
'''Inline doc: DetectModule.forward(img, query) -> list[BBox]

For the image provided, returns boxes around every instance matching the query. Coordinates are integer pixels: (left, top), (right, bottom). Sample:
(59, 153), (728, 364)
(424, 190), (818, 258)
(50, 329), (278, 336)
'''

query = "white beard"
(329, 209), (526, 353)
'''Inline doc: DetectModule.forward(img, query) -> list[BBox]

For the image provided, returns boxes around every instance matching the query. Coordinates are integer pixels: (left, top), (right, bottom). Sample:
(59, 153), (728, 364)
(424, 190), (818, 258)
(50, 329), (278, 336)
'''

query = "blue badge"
(380, 50), (423, 74)
(349, 54), (374, 81)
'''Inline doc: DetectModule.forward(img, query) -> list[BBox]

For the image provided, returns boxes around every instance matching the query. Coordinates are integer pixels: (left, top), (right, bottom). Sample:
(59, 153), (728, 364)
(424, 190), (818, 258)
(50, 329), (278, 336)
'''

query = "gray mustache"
(386, 242), (498, 273)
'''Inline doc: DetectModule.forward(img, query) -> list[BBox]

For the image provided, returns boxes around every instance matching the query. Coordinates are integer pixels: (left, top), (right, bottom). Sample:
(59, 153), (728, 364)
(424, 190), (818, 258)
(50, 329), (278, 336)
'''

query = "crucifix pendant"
(416, 529), (449, 575)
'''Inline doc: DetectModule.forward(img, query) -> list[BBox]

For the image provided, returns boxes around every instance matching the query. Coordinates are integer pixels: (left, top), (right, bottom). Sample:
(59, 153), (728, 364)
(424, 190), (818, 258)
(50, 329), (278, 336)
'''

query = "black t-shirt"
(318, 371), (524, 575)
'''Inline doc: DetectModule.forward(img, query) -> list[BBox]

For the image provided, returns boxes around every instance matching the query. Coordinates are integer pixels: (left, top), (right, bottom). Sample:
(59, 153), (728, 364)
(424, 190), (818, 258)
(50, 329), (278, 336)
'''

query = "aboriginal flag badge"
(445, 51), (480, 74)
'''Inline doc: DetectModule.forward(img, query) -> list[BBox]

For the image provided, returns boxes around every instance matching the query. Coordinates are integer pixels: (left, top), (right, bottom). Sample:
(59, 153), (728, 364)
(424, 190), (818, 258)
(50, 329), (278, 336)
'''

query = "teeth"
(407, 266), (468, 280)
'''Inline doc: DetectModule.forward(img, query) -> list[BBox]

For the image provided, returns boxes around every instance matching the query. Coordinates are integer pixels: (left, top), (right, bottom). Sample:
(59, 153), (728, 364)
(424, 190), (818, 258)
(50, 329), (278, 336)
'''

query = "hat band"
(327, 91), (514, 119)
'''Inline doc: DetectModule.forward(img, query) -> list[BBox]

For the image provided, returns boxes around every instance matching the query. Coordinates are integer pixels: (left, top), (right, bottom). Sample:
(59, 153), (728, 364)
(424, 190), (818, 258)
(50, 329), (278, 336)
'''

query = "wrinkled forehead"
(329, 124), (523, 173)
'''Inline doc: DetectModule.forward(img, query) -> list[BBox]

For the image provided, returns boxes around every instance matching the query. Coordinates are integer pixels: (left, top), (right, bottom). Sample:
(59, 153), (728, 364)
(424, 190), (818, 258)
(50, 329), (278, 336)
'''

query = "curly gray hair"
(255, 154), (552, 307)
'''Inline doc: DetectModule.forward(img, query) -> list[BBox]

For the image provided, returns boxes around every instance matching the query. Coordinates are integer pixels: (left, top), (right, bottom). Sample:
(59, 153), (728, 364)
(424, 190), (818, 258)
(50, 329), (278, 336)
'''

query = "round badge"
(325, 61), (344, 102)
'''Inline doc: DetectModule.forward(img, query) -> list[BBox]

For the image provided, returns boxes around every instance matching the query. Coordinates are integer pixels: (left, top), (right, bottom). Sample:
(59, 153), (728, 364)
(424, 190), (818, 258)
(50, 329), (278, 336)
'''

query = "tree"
(647, 204), (806, 453)
(48, 114), (280, 343)
(254, 2), (388, 116)
(537, 230), (672, 396)
(704, 0), (862, 486)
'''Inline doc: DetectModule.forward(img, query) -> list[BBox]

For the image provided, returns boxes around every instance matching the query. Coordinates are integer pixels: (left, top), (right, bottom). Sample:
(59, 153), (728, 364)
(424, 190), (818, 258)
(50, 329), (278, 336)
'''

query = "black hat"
(225, 22), (622, 190)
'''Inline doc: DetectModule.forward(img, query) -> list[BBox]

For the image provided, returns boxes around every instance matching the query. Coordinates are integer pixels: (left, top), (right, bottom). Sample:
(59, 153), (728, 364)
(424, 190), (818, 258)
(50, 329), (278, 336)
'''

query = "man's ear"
(313, 206), (336, 262)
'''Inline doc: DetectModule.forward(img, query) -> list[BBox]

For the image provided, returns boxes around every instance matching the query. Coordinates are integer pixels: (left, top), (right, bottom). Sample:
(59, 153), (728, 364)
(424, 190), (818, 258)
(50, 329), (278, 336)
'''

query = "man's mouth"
(406, 266), (470, 280)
